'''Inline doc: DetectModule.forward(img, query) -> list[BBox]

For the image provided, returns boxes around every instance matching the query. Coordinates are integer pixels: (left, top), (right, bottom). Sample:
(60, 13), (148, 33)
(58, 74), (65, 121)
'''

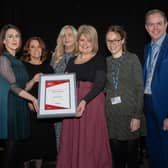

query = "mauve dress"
(56, 53), (112, 168)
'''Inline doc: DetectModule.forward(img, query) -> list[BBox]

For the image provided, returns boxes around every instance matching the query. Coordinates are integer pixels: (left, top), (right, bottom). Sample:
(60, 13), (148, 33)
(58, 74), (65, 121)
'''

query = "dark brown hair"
(21, 36), (48, 62)
(0, 24), (22, 54)
(106, 25), (127, 51)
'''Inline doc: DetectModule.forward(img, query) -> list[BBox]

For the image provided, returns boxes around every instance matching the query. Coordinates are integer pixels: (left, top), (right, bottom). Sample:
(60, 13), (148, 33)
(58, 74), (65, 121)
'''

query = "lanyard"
(111, 56), (123, 96)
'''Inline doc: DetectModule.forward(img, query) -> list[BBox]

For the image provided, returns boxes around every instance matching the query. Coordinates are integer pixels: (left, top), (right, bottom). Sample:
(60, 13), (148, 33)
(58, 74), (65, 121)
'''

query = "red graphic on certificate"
(45, 80), (70, 110)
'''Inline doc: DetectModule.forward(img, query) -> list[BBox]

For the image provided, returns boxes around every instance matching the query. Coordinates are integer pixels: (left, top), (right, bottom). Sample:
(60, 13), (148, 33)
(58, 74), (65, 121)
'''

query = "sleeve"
(132, 54), (144, 119)
(83, 70), (106, 103)
(0, 56), (22, 94)
(83, 54), (106, 103)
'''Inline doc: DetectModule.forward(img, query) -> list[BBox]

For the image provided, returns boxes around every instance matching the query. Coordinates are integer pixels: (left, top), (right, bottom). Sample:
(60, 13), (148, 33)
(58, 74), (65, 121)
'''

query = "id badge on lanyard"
(111, 96), (122, 105)
(110, 57), (123, 105)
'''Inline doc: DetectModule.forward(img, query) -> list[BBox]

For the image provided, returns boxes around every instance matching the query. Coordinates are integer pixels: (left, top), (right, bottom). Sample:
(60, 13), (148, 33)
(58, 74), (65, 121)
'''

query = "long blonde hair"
(51, 25), (78, 64)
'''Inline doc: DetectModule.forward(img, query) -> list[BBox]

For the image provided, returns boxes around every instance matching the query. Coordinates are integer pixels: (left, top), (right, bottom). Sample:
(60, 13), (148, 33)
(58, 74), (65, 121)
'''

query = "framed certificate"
(37, 73), (77, 118)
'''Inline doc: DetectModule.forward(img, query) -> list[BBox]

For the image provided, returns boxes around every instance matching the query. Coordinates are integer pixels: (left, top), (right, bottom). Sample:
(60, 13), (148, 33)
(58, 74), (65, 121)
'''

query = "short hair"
(145, 9), (167, 24)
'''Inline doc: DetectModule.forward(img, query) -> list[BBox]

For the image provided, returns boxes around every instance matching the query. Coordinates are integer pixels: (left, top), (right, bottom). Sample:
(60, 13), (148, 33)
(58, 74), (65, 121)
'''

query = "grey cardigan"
(105, 51), (145, 140)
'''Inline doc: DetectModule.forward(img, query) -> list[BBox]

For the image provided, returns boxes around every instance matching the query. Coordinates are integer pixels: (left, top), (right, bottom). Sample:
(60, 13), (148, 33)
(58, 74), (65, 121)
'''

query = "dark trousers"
(144, 95), (168, 168)
(110, 139), (139, 168)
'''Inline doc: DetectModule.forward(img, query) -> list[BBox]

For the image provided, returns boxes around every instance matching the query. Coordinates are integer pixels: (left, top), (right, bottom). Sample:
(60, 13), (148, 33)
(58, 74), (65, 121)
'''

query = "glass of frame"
(37, 73), (77, 118)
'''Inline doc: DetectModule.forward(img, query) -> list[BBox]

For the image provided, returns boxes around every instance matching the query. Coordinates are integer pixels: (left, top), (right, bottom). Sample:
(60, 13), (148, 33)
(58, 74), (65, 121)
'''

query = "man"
(144, 9), (168, 168)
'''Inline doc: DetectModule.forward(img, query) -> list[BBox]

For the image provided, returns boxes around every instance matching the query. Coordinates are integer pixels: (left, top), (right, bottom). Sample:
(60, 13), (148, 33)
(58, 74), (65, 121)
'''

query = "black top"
(66, 53), (106, 103)
(23, 61), (54, 98)
(21, 60), (56, 160)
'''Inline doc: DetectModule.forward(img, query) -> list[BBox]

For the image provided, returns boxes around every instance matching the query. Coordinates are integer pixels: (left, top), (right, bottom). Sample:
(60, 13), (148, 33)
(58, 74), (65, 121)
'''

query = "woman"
(51, 25), (78, 73)
(56, 25), (112, 168)
(50, 25), (78, 151)
(105, 25), (144, 168)
(21, 36), (57, 168)
(0, 24), (38, 168)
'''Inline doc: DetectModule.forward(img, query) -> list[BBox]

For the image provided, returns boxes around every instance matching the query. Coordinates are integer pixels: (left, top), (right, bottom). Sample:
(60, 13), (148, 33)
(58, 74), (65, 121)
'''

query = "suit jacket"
(144, 34), (168, 120)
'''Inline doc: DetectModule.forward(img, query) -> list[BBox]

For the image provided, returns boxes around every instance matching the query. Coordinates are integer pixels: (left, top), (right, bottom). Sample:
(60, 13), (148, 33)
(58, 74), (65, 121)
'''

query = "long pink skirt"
(56, 81), (112, 168)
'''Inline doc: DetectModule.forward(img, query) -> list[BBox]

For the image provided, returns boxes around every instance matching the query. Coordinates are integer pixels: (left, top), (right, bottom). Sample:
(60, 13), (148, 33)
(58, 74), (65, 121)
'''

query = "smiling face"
(28, 39), (42, 60)
(145, 12), (168, 42)
(106, 31), (124, 58)
(78, 34), (94, 55)
(3, 28), (21, 55)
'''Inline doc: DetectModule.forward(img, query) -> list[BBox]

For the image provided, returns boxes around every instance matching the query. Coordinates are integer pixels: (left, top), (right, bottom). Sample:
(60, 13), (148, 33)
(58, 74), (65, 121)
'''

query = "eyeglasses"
(106, 39), (121, 45)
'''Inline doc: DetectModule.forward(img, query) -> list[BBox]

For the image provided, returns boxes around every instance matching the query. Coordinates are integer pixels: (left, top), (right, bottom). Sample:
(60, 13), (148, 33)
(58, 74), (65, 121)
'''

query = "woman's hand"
(163, 118), (168, 131)
(31, 97), (39, 112)
(32, 73), (43, 83)
(130, 118), (140, 132)
(25, 73), (43, 91)
(28, 102), (35, 111)
(76, 100), (86, 117)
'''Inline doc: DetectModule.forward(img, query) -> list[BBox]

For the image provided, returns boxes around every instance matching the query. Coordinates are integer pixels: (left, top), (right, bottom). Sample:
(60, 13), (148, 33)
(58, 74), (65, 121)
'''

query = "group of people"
(0, 8), (168, 168)
(0, 25), (57, 168)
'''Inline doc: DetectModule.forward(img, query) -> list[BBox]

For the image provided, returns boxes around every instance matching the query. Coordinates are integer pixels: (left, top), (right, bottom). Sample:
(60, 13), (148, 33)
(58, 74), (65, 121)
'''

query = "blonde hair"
(77, 25), (99, 54)
(51, 25), (78, 64)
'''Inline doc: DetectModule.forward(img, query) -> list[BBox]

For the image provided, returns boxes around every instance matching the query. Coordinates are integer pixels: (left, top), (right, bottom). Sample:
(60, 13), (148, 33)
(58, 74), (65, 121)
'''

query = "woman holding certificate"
(56, 25), (112, 168)
(21, 36), (56, 168)
(0, 24), (38, 168)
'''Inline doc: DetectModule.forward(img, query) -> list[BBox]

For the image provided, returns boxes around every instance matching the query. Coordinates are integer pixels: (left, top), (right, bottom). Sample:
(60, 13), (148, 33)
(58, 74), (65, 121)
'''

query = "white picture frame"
(38, 73), (77, 118)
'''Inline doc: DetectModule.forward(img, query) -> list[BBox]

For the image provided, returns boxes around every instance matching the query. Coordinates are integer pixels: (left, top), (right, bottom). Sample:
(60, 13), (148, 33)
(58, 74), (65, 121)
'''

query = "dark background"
(0, 0), (168, 63)
(0, 2), (167, 167)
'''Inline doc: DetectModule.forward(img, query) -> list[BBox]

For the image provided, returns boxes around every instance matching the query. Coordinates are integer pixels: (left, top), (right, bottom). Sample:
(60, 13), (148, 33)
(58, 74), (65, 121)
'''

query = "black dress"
(22, 61), (57, 161)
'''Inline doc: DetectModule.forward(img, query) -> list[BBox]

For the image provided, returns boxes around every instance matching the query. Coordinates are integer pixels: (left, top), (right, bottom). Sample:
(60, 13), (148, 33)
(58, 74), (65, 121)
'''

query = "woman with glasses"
(105, 25), (145, 168)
